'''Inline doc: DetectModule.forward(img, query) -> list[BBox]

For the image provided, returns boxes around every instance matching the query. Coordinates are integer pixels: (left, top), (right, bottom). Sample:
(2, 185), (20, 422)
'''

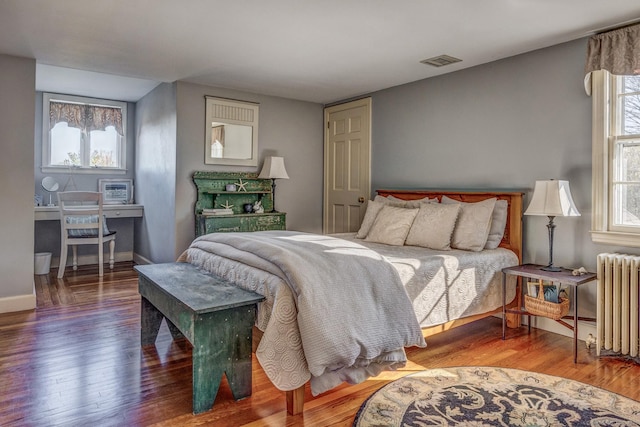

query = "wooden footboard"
(266, 189), (523, 415)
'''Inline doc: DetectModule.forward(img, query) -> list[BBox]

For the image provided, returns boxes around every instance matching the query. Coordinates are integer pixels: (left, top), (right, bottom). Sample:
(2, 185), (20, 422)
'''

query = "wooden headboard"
(376, 189), (523, 262)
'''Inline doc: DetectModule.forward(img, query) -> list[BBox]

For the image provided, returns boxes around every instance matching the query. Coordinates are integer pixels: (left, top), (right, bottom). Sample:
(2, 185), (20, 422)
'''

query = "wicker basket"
(524, 280), (569, 320)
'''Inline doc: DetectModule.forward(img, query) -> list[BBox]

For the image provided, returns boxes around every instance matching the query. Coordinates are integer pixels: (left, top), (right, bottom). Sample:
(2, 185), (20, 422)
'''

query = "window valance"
(49, 101), (124, 136)
(584, 23), (640, 94)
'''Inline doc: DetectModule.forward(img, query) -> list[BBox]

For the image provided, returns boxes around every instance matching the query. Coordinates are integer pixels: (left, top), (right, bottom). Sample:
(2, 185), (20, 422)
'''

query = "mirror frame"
(204, 96), (259, 166)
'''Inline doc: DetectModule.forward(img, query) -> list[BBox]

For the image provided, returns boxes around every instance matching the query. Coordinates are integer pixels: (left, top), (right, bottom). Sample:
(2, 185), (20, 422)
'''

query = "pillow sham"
(441, 197), (496, 251)
(364, 205), (418, 246)
(405, 203), (461, 250)
(441, 196), (508, 249)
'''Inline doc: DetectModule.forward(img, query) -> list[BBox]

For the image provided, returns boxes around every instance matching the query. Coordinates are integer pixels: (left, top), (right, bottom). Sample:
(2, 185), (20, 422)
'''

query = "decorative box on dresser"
(193, 171), (286, 237)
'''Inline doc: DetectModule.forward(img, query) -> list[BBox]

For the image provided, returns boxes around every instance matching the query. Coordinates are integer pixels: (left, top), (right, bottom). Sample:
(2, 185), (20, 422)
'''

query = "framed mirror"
(205, 96), (259, 166)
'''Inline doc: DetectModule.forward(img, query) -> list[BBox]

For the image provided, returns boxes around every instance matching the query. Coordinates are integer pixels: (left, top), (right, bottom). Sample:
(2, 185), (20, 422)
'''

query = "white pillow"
(441, 197), (496, 251)
(386, 195), (438, 208)
(365, 205), (418, 246)
(356, 199), (386, 239)
(356, 196), (410, 239)
(441, 196), (508, 249)
(405, 203), (461, 250)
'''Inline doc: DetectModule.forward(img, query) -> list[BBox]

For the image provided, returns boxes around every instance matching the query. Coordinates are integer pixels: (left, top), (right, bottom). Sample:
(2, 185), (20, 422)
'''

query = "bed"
(178, 189), (523, 414)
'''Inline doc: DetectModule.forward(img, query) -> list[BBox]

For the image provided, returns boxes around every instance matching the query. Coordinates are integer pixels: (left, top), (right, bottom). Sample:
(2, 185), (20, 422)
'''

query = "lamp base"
(541, 265), (562, 272)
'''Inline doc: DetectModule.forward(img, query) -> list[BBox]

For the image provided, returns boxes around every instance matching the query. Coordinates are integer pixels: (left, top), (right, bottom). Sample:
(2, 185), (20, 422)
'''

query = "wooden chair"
(57, 191), (116, 278)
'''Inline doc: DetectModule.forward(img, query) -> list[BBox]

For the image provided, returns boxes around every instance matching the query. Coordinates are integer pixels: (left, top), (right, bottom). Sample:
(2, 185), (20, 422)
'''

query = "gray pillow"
(484, 199), (508, 249)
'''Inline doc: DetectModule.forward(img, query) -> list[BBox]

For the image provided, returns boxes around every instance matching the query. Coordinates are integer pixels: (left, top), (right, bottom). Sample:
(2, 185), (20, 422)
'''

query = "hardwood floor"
(2, 263), (639, 426)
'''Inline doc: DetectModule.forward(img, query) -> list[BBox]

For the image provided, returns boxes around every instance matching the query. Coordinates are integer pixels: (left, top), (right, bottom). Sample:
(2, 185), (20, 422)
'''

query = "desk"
(35, 204), (144, 221)
(502, 264), (597, 363)
(34, 204), (144, 265)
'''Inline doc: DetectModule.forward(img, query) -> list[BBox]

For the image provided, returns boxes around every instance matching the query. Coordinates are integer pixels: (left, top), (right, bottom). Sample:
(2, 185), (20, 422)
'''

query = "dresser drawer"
(198, 213), (286, 235)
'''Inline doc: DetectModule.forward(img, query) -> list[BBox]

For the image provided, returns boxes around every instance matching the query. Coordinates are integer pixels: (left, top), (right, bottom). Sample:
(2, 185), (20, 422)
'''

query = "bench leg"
(140, 297), (163, 346)
(191, 305), (257, 414)
(166, 319), (185, 341)
(192, 341), (224, 414)
(225, 306), (256, 401)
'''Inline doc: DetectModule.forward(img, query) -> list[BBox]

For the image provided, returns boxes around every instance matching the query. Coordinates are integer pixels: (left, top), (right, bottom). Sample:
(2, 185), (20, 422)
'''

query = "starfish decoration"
(221, 201), (234, 209)
(235, 178), (248, 192)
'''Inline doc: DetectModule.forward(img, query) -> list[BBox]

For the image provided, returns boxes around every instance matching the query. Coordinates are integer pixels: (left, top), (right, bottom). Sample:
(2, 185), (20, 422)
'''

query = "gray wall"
(135, 82), (178, 263)
(0, 54), (36, 307)
(133, 81), (324, 264)
(174, 81), (324, 259)
(367, 37), (640, 322)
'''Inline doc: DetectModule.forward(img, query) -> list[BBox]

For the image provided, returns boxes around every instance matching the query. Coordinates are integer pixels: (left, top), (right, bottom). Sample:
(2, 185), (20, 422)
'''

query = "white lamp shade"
(258, 156), (289, 180)
(524, 180), (580, 217)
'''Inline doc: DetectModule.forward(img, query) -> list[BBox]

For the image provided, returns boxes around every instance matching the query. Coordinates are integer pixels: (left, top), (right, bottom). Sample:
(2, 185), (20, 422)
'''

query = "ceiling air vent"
(420, 55), (462, 67)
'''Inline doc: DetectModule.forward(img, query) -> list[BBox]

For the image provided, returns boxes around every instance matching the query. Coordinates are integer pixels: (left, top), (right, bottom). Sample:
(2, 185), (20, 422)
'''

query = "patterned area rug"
(353, 366), (640, 426)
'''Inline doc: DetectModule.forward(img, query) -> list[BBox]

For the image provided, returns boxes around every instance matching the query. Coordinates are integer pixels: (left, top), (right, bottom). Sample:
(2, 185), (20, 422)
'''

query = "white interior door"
(323, 98), (371, 234)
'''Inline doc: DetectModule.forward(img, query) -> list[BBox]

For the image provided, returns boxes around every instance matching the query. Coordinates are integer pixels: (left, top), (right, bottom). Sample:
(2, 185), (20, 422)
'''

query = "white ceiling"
(1, 1), (640, 104)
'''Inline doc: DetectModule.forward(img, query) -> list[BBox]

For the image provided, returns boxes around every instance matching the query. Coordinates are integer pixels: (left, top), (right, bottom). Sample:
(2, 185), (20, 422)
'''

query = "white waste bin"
(34, 252), (52, 275)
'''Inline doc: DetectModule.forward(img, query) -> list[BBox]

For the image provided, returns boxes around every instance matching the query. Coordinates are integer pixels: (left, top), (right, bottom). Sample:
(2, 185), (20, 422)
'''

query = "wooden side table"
(502, 264), (597, 363)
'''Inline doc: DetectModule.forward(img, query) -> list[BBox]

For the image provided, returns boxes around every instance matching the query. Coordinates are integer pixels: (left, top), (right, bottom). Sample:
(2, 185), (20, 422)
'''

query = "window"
(591, 71), (640, 246)
(42, 93), (127, 173)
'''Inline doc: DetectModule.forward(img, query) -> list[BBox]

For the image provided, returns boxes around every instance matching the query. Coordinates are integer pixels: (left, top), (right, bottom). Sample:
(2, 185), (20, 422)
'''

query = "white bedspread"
(178, 231), (426, 395)
(334, 233), (519, 328)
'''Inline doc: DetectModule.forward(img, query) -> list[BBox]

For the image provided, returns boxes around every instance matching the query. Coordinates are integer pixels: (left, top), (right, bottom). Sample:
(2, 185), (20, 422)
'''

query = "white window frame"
(42, 93), (127, 174)
(591, 70), (640, 246)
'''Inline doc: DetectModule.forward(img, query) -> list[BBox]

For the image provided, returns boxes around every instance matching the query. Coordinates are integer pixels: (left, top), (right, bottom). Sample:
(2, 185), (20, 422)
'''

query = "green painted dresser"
(193, 171), (286, 236)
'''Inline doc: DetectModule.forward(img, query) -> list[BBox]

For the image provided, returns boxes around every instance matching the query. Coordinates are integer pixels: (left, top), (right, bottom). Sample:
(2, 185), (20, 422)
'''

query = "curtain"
(584, 23), (640, 94)
(212, 125), (225, 147)
(49, 102), (124, 135)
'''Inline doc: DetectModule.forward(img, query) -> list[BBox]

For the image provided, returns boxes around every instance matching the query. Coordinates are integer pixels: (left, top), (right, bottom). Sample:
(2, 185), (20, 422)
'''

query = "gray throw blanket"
(178, 231), (426, 395)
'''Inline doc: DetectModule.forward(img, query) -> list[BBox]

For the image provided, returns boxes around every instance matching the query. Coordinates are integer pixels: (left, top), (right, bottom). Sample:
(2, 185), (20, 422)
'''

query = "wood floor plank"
(0, 262), (638, 426)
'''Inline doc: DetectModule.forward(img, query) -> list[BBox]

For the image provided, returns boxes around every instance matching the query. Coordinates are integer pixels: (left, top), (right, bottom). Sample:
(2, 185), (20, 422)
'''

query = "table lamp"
(258, 156), (289, 212)
(524, 180), (580, 272)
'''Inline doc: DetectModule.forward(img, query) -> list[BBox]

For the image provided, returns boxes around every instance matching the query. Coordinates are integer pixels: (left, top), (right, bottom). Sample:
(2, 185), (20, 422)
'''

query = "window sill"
(41, 167), (126, 175)
(591, 230), (640, 247)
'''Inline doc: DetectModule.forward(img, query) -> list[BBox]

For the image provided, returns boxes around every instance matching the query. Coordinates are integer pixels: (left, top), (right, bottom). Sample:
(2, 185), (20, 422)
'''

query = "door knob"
(358, 196), (365, 203)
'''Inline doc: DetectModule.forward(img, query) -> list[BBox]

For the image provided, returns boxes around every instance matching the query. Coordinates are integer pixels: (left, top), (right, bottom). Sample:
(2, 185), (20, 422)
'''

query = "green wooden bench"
(135, 262), (264, 414)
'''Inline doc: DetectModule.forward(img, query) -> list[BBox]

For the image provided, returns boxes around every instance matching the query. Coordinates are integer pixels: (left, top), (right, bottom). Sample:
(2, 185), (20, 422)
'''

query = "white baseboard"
(529, 316), (596, 342)
(0, 292), (36, 313)
(494, 313), (596, 342)
(52, 251), (133, 269)
(133, 253), (152, 265)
